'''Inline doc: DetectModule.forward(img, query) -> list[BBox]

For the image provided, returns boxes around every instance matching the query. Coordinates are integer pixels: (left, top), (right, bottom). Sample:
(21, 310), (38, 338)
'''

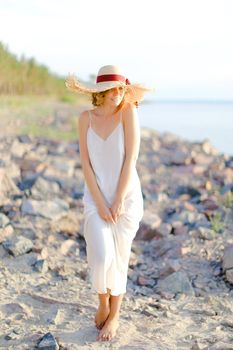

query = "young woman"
(65, 65), (154, 342)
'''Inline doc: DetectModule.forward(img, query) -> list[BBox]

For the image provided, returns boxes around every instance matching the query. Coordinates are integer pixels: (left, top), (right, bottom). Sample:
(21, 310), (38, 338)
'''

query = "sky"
(0, 0), (232, 100)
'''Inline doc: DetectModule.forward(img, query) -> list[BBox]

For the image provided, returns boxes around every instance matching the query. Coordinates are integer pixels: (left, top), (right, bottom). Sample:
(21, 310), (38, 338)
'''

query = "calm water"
(139, 101), (233, 156)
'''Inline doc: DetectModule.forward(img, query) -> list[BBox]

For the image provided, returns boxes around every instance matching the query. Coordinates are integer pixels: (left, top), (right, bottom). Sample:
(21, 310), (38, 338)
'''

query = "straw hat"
(65, 65), (155, 104)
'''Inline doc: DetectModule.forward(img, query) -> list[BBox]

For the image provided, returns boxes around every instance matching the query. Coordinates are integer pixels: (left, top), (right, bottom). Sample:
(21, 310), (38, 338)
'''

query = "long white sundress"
(82, 108), (144, 296)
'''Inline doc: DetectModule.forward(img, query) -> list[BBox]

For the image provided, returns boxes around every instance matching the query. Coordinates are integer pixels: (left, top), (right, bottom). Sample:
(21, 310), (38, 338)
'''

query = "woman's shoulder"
(79, 108), (94, 121)
(122, 102), (137, 123)
(78, 109), (93, 130)
(79, 108), (92, 117)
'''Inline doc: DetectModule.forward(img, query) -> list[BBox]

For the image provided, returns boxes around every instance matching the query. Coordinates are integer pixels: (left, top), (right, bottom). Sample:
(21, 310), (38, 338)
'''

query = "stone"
(36, 332), (59, 350)
(225, 269), (233, 284)
(148, 239), (182, 260)
(0, 224), (14, 243)
(156, 271), (195, 296)
(169, 149), (190, 165)
(175, 185), (201, 199)
(222, 245), (233, 272)
(31, 176), (60, 198)
(0, 169), (21, 199)
(0, 213), (10, 228)
(137, 275), (156, 287)
(21, 198), (69, 220)
(10, 138), (33, 157)
(159, 259), (181, 278)
(137, 209), (162, 240)
(50, 211), (80, 235)
(33, 259), (49, 273)
(60, 239), (78, 255)
(197, 227), (216, 240)
(2, 235), (33, 256)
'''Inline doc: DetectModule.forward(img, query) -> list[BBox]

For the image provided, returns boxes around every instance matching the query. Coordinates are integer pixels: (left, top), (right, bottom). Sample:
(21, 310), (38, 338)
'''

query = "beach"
(1, 99), (233, 349)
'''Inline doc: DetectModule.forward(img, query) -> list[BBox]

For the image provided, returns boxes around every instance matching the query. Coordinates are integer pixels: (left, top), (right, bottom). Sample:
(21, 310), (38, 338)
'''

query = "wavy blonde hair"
(91, 88), (138, 110)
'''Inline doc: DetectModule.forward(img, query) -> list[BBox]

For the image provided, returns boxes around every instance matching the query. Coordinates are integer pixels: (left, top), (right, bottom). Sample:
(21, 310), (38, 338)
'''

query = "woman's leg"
(95, 288), (111, 329)
(97, 292), (124, 341)
(96, 217), (138, 340)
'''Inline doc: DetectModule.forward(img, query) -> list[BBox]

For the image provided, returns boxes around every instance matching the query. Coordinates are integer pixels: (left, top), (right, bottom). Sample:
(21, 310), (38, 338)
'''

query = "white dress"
(82, 109), (144, 296)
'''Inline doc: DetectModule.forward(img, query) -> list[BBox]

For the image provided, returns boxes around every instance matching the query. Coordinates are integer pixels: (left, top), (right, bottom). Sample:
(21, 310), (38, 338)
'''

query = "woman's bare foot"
(97, 316), (119, 341)
(94, 304), (110, 330)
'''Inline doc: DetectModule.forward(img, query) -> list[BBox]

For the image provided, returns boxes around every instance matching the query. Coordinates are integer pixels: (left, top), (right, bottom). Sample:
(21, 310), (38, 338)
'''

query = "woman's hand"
(97, 201), (116, 224)
(110, 198), (125, 224)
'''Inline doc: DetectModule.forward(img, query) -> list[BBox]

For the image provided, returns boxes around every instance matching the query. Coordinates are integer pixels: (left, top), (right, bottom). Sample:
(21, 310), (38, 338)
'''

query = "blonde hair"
(91, 88), (138, 109)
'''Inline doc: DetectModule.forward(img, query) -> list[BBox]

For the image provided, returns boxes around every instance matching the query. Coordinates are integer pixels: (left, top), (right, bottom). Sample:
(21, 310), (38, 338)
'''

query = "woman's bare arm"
(114, 103), (141, 202)
(78, 111), (106, 208)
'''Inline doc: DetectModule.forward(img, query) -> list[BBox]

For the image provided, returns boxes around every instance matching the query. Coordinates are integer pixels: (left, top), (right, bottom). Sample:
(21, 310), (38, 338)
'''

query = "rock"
(168, 210), (209, 229)
(0, 224), (14, 243)
(201, 197), (219, 211)
(225, 269), (233, 284)
(44, 157), (76, 177)
(50, 211), (80, 236)
(10, 138), (33, 157)
(154, 222), (172, 237)
(2, 235), (33, 256)
(21, 198), (69, 220)
(5, 330), (21, 340)
(222, 245), (233, 272)
(137, 210), (162, 240)
(159, 291), (175, 299)
(221, 182), (233, 195)
(225, 156), (233, 169)
(31, 246), (48, 259)
(141, 305), (159, 317)
(60, 239), (79, 255)
(43, 305), (63, 325)
(0, 169), (21, 201)
(201, 140), (219, 155)
(36, 332), (59, 350)
(175, 185), (201, 199)
(190, 340), (202, 350)
(31, 176), (60, 198)
(137, 275), (156, 287)
(134, 285), (154, 296)
(197, 227), (216, 240)
(156, 271), (195, 296)
(0, 213), (10, 228)
(146, 239), (182, 260)
(173, 225), (189, 236)
(1, 302), (32, 318)
(159, 259), (181, 278)
(220, 319), (233, 328)
(33, 259), (49, 273)
(192, 152), (214, 165)
(17, 134), (32, 143)
(15, 157), (42, 177)
(169, 149), (190, 165)
(17, 174), (38, 191)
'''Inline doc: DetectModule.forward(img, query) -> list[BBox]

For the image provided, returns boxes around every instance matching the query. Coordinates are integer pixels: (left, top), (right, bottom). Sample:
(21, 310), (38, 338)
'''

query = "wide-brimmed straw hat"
(65, 65), (155, 104)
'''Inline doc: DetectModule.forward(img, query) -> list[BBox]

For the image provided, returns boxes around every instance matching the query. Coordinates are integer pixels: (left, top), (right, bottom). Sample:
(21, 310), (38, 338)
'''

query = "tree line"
(0, 41), (68, 96)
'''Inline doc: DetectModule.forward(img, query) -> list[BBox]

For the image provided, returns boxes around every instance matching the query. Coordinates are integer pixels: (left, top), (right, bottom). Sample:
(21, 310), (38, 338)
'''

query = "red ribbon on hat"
(96, 74), (130, 85)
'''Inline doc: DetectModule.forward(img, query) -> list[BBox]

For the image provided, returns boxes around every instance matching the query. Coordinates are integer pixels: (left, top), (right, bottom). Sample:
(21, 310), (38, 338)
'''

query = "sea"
(139, 101), (233, 157)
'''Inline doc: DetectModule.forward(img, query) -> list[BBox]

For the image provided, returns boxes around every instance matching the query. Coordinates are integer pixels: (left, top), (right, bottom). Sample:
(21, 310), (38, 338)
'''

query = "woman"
(65, 65), (154, 342)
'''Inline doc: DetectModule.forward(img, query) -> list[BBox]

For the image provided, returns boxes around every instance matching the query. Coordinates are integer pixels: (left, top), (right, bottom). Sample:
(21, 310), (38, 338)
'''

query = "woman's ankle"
(106, 311), (120, 321)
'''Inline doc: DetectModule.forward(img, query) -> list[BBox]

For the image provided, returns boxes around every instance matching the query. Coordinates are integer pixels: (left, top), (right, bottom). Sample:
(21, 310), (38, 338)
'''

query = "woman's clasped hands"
(98, 198), (125, 224)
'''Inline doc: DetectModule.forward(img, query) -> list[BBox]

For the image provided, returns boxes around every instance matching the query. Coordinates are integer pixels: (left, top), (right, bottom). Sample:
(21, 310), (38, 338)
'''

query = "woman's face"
(104, 86), (125, 106)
